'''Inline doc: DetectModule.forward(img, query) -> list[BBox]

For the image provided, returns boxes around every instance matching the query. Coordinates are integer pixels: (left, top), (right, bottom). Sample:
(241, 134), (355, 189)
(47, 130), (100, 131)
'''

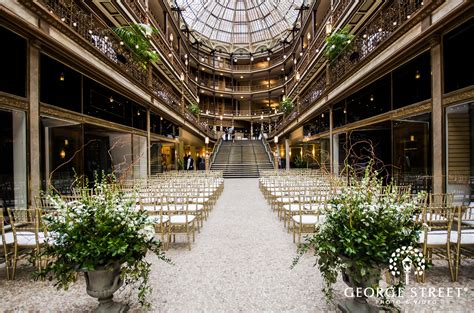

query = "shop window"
(332, 100), (347, 128)
(0, 26), (27, 97)
(444, 18), (474, 93)
(40, 117), (83, 194)
(347, 74), (391, 123)
(446, 103), (473, 202)
(393, 113), (432, 192)
(0, 108), (27, 211)
(393, 52), (431, 109)
(40, 54), (81, 112)
(303, 110), (330, 137)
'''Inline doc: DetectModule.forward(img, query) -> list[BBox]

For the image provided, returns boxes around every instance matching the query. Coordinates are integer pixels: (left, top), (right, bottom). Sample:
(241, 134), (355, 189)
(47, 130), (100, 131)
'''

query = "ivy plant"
(188, 103), (201, 116)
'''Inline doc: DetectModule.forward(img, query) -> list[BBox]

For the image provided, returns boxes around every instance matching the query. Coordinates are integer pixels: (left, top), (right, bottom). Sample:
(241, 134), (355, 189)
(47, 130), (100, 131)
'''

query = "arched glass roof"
(172, 0), (304, 53)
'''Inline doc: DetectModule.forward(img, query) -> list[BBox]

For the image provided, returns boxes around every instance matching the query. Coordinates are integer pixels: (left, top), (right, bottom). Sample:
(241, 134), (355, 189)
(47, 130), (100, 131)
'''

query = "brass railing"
(27, 0), (211, 137)
(270, 0), (429, 137)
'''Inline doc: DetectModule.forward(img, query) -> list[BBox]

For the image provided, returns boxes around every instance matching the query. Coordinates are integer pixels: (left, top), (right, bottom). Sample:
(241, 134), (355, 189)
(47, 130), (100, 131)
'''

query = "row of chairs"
(0, 171), (224, 279)
(130, 172), (224, 250)
(259, 170), (474, 282)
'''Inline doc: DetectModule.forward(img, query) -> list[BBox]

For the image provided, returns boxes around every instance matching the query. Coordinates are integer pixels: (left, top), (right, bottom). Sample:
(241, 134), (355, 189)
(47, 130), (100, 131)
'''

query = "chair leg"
(12, 246), (18, 280)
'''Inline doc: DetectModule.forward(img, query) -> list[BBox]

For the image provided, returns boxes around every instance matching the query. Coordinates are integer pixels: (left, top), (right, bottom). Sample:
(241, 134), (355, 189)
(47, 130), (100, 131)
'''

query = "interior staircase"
(210, 140), (274, 178)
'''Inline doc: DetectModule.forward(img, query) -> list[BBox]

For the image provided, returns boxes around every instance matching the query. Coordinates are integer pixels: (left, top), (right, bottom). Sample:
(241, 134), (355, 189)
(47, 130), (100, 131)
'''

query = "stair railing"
(209, 137), (223, 167)
(261, 137), (275, 168)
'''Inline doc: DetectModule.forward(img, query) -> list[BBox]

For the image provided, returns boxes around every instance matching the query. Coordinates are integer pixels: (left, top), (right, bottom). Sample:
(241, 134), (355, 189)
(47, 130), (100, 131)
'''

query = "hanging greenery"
(114, 23), (158, 69)
(188, 103), (201, 116)
(279, 97), (294, 114)
(324, 27), (355, 62)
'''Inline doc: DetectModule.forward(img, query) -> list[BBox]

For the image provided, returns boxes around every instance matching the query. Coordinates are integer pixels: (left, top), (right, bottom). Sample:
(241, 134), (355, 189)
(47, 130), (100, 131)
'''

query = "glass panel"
(0, 26), (27, 97)
(150, 141), (162, 175)
(393, 52), (431, 109)
(132, 134), (148, 180)
(41, 117), (83, 194)
(0, 108), (27, 210)
(443, 18), (474, 93)
(393, 113), (432, 193)
(446, 103), (473, 203)
(40, 54), (82, 112)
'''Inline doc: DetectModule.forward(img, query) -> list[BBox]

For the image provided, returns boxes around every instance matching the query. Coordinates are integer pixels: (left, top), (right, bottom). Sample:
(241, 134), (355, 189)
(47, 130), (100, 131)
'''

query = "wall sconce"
(296, 72), (300, 81)
(220, 115), (223, 120)
(410, 135), (415, 142)
(64, 139), (69, 146)
(180, 73), (185, 81)
(250, 55), (254, 61)
(415, 70), (421, 80)
(267, 56), (270, 61)
(307, 32), (311, 41)
(274, 136), (279, 144)
(169, 33), (174, 42)
(59, 72), (65, 81)
(205, 137), (209, 144)
(59, 149), (66, 159)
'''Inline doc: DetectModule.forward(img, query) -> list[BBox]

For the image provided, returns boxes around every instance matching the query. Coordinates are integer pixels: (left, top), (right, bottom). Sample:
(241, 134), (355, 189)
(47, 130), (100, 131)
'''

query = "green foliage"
(35, 172), (171, 308)
(293, 165), (424, 306)
(177, 158), (184, 170)
(188, 103), (201, 116)
(114, 23), (158, 68)
(293, 155), (307, 168)
(279, 97), (294, 114)
(325, 27), (355, 62)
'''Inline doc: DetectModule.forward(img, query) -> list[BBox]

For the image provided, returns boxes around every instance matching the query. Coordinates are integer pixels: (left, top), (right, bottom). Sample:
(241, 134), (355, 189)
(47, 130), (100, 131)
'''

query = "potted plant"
(188, 103), (201, 116)
(114, 23), (158, 69)
(293, 165), (424, 311)
(325, 27), (355, 63)
(36, 173), (171, 311)
(279, 97), (294, 115)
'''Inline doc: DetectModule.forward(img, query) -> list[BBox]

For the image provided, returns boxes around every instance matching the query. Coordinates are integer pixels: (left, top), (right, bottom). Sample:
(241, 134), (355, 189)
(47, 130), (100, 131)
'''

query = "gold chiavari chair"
(418, 193), (455, 282)
(140, 192), (170, 250)
(292, 193), (326, 245)
(7, 208), (45, 279)
(168, 195), (196, 251)
(451, 204), (474, 281)
(0, 214), (14, 279)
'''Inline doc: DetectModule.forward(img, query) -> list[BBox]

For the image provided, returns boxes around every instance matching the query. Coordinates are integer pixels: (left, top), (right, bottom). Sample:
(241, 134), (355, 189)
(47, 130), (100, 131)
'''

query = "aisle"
(150, 178), (328, 312)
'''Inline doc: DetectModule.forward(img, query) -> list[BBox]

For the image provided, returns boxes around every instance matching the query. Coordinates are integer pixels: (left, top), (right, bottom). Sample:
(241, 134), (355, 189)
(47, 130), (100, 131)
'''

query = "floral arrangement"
(36, 173), (171, 308)
(279, 97), (294, 114)
(325, 27), (355, 62)
(293, 165), (424, 305)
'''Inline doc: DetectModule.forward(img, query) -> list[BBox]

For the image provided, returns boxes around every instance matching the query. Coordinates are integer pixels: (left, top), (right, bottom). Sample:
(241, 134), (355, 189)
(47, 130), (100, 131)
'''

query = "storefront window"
(0, 26), (27, 97)
(443, 18), (474, 93)
(446, 103), (473, 199)
(393, 113), (432, 192)
(0, 108), (27, 210)
(40, 54), (82, 112)
(41, 117), (83, 194)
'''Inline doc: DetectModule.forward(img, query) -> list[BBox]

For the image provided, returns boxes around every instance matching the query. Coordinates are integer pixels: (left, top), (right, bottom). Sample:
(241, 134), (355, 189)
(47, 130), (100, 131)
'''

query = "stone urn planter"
(337, 266), (380, 313)
(84, 263), (129, 313)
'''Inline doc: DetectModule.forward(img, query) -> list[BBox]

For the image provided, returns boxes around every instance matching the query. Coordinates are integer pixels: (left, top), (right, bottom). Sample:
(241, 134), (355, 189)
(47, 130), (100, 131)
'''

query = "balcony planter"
(188, 103), (202, 116)
(325, 27), (355, 63)
(114, 23), (158, 69)
(279, 98), (294, 115)
(84, 262), (128, 313)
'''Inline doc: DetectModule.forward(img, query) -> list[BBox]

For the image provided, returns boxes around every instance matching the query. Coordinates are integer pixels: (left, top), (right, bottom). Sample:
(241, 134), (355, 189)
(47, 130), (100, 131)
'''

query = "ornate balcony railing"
(270, 0), (432, 137)
(329, 0), (425, 86)
(196, 77), (289, 93)
(22, 0), (211, 137)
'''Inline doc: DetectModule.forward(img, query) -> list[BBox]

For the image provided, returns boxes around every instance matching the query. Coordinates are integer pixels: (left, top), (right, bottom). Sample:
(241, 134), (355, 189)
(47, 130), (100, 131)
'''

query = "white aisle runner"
(151, 178), (328, 312)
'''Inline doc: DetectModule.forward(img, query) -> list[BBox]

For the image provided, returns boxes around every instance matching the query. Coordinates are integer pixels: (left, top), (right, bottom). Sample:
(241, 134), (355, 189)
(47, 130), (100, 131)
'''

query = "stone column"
(285, 138), (290, 171)
(29, 44), (40, 207)
(431, 38), (443, 194)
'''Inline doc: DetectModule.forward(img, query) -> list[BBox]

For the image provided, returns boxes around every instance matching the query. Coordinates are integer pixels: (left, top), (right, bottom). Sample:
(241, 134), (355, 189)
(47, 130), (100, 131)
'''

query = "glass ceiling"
(172, 0), (304, 53)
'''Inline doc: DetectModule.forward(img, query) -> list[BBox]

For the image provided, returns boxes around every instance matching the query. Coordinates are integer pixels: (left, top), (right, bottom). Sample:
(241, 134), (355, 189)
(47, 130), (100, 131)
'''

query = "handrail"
(261, 137), (275, 168)
(209, 137), (222, 167)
